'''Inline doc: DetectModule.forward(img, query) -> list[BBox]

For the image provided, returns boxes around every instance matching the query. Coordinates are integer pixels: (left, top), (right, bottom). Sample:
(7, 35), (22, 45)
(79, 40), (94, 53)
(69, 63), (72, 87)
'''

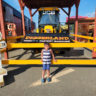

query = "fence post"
(75, 0), (80, 41)
(92, 9), (96, 58)
(75, 5), (79, 41)
(68, 7), (71, 34)
(29, 8), (33, 33)
(18, 0), (25, 36)
(0, 0), (8, 59)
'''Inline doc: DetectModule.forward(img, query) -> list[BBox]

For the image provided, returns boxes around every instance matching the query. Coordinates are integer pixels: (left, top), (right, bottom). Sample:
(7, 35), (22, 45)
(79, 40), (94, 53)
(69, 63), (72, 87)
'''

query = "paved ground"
(8, 48), (92, 60)
(1, 48), (96, 96)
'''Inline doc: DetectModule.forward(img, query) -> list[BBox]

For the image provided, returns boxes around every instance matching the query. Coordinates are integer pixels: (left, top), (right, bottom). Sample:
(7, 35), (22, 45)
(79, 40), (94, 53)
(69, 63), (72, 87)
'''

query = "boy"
(41, 43), (56, 83)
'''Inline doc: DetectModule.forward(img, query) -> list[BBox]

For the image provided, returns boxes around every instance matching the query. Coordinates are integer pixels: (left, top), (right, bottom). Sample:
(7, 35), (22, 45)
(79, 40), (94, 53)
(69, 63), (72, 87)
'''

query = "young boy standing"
(41, 43), (56, 83)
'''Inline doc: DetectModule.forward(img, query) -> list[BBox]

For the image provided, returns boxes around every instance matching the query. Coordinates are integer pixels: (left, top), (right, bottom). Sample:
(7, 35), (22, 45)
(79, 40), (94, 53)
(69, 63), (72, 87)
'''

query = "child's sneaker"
(47, 77), (51, 82)
(41, 78), (45, 83)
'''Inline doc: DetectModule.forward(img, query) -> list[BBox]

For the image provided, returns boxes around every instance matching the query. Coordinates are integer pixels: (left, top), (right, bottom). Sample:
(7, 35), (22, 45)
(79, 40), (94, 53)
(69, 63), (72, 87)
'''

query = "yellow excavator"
(23, 7), (71, 53)
(37, 7), (62, 33)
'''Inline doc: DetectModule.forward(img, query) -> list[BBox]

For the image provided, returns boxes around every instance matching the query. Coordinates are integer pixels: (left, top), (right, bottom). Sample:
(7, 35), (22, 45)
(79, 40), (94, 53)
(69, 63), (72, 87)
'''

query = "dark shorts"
(42, 64), (50, 70)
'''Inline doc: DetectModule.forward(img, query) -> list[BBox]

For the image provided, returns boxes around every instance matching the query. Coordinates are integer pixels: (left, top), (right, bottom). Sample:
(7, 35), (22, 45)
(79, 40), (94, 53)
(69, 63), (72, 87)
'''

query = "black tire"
(66, 48), (71, 51)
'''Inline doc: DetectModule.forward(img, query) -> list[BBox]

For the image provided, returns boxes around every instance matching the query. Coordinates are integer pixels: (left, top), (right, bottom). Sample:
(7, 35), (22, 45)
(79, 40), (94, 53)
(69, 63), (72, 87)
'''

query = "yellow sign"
(25, 36), (69, 41)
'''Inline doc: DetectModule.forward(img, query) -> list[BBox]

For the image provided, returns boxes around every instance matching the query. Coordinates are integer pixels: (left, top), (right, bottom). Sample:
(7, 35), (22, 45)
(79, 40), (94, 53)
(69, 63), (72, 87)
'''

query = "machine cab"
(38, 7), (61, 33)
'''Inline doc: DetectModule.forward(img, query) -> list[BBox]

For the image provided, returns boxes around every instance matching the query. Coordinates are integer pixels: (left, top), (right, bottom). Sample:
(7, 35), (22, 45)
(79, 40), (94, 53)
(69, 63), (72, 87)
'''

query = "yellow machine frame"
(1, 34), (96, 65)
(38, 7), (60, 11)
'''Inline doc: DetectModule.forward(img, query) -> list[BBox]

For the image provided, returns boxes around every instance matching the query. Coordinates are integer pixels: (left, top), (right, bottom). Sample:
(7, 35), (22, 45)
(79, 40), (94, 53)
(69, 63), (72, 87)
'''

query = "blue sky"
(4, 0), (96, 25)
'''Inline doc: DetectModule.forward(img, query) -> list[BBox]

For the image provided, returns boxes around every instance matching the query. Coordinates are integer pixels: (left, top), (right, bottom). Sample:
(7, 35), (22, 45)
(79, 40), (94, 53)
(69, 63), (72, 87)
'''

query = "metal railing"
(1, 34), (96, 65)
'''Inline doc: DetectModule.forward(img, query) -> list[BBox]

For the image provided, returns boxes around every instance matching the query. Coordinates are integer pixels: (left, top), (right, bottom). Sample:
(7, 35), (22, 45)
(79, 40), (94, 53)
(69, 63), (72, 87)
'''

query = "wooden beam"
(32, 9), (39, 17)
(61, 8), (69, 16)
(18, 0), (25, 10)
(18, 0), (26, 36)
(68, 7), (71, 33)
(29, 8), (33, 32)
(75, 3), (79, 41)
(0, 0), (8, 59)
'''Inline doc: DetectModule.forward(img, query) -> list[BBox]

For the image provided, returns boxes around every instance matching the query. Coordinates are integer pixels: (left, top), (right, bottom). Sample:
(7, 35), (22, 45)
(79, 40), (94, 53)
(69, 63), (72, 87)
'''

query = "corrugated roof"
(22, 0), (79, 9)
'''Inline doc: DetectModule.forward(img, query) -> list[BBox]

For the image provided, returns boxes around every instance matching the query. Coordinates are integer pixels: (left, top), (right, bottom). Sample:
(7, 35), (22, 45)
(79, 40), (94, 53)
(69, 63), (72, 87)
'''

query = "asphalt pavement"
(1, 48), (96, 96)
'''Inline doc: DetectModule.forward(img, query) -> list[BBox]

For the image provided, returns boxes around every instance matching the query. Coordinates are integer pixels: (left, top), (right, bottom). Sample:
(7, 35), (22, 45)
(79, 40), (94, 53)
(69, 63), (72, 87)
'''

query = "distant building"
(66, 16), (95, 42)
(0, 1), (35, 36)
(66, 16), (94, 36)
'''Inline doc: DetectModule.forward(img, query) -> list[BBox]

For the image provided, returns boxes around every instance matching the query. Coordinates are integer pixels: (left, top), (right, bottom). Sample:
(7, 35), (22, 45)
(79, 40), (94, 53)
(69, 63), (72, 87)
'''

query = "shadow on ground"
(4, 48), (92, 86)
(9, 48), (86, 59)
(4, 64), (96, 87)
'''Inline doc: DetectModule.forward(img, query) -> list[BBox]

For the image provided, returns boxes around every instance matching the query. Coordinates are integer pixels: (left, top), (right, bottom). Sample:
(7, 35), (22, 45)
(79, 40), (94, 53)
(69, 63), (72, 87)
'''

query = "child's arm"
(41, 49), (43, 62)
(50, 49), (56, 61)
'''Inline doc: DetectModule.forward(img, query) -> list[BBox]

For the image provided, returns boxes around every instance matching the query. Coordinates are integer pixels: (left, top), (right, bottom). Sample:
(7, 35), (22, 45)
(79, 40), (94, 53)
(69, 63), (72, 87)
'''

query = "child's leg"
(42, 64), (47, 78)
(46, 70), (50, 78)
(42, 70), (46, 78)
(46, 67), (51, 82)
(46, 64), (50, 78)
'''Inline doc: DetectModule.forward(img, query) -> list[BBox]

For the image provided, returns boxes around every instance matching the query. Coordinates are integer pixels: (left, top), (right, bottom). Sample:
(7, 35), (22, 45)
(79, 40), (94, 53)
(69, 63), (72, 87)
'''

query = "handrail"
(7, 35), (24, 40)
(0, 35), (24, 52)
(0, 48), (7, 53)
(0, 39), (5, 42)
(0, 35), (24, 42)
(72, 39), (94, 51)
(70, 34), (93, 40)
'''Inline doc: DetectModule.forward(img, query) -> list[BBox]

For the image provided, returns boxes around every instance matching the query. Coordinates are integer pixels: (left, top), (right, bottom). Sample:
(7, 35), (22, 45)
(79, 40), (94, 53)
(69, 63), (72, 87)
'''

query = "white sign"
(0, 41), (7, 49)
(0, 41), (7, 68)
(43, 11), (55, 14)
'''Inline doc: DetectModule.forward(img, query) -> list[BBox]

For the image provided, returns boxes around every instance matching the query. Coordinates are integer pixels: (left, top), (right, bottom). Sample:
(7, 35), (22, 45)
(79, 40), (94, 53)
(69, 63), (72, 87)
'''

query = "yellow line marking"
(29, 68), (75, 87)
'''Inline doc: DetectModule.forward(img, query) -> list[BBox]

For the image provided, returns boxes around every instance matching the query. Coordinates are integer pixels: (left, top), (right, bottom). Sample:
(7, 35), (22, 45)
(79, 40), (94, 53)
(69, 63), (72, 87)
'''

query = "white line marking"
(29, 68), (75, 87)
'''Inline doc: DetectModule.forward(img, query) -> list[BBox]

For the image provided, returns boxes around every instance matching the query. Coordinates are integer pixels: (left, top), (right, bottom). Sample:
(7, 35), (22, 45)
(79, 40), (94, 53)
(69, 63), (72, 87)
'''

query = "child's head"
(44, 43), (50, 50)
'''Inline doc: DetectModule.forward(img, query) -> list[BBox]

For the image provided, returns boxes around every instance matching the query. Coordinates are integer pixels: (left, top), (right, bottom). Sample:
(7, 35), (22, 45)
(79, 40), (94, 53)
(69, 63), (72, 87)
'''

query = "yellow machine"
(38, 7), (61, 33)
(23, 7), (70, 53)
